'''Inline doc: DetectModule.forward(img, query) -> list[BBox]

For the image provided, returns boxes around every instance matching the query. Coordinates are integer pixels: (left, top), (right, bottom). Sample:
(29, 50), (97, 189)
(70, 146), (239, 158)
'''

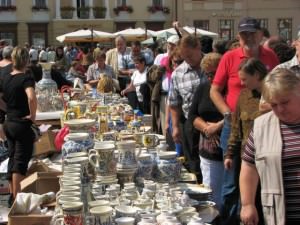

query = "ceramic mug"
(142, 134), (159, 148)
(134, 132), (145, 146)
(54, 201), (84, 225)
(89, 143), (116, 176)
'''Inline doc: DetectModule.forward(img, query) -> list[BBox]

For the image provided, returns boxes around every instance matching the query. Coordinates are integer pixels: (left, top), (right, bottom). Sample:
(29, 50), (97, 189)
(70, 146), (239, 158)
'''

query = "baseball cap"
(167, 35), (180, 45)
(238, 17), (260, 33)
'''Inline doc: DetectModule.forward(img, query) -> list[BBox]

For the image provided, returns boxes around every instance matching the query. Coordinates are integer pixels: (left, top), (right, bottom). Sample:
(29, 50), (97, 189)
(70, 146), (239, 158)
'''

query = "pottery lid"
(115, 205), (137, 214)
(62, 201), (83, 210)
(88, 200), (110, 208)
(158, 152), (177, 159)
(90, 205), (113, 215)
(64, 118), (96, 126)
(64, 132), (89, 141)
(138, 153), (151, 160)
(94, 143), (115, 151)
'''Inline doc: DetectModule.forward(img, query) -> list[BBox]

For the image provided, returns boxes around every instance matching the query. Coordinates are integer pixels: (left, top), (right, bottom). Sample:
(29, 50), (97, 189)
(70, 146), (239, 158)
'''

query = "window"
(28, 23), (48, 48)
(257, 19), (268, 29)
(0, 32), (14, 45)
(117, 0), (127, 6)
(35, 0), (46, 8)
(219, 19), (234, 40)
(0, 23), (17, 46)
(194, 20), (209, 31)
(278, 18), (292, 41)
(153, 0), (162, 6)
(1, 0), (12, 6)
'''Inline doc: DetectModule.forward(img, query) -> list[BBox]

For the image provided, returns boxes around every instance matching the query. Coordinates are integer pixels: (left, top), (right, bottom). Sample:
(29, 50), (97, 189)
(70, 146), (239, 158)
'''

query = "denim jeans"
(220, 118), (241, 225)
(200, 156), (223, 211)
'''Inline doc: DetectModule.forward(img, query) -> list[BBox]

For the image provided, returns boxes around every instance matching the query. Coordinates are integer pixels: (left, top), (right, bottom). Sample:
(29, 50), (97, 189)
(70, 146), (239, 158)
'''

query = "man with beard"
(210, 17), (279, 225)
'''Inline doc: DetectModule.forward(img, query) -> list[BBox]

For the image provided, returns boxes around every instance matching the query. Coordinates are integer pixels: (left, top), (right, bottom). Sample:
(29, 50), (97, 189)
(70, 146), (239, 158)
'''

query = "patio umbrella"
(183, 26), (218, 38)
(114, 28), (155, 41)
(56, 29), (114, 43)
(154, 27), (218, 39)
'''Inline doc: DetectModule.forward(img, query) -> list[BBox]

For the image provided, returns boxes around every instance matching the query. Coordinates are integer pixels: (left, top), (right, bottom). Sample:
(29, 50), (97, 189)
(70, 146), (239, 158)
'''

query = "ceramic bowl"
(64, 118), (96, 131)
(115, 205), (138, 218)
(115, 217), (135, 225)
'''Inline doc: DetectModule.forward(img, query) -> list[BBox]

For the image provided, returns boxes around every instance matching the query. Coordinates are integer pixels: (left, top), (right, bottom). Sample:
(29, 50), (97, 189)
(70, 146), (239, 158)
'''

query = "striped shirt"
(273, 55), (300, 76)
(243, 123), (300, 222)
(168, 61), (207, 119)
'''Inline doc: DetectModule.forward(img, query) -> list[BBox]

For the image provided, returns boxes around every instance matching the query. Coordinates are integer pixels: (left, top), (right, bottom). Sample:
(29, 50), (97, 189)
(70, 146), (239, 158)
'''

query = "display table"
(35, 111), (63, 126)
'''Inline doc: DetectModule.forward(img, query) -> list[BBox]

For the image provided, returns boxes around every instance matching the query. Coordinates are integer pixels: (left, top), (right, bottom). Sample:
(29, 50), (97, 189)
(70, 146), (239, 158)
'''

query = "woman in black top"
(188, 52), (224, 210)
(1, 47), (37, 201)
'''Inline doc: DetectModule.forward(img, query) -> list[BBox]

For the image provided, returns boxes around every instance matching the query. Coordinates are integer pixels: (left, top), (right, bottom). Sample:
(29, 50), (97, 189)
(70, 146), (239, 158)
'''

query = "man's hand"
(240, 204), (259, 225)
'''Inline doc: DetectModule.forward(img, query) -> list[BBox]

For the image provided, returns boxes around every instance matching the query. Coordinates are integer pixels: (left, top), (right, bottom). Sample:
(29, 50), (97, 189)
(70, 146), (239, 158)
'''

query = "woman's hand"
(203, 122), (221, 137)
(172, 126), (181, 144)
(224, 158), (233, 170)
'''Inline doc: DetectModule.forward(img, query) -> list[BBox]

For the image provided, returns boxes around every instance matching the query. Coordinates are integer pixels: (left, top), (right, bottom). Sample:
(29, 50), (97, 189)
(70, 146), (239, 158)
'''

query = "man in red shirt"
(210, 17), (279, 225)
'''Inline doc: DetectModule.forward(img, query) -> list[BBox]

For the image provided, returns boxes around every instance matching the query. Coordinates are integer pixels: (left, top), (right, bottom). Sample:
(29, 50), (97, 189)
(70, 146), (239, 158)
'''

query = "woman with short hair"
(240, 68), (300, 225)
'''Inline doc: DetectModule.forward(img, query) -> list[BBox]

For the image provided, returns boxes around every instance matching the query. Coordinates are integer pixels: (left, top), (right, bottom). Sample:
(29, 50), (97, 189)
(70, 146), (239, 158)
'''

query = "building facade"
(0, 0), (299, 47)
(0, 0), (173, 47)
(178, 0), (300, 41)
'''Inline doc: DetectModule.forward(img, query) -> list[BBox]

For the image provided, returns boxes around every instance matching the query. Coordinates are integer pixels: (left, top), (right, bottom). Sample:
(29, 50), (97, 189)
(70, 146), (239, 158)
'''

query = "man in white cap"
(153, 35), (179, 66)
(153, 35), (180, 135)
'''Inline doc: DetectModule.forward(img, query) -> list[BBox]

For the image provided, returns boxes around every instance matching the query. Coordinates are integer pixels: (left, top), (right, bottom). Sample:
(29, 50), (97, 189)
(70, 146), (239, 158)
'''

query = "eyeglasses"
(173, 59), (183, 65)
(206, 71), (216, 80)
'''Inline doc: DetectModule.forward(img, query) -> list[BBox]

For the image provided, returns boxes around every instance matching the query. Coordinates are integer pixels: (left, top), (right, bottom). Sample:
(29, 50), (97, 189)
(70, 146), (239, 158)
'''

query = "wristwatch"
(223, 111), (232, 122)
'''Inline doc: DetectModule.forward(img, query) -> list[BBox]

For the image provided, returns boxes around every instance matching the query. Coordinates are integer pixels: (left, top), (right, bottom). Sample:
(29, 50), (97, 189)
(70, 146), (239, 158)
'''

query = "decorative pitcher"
(116, 140), (141, 169)
(89, 143), (116, 176)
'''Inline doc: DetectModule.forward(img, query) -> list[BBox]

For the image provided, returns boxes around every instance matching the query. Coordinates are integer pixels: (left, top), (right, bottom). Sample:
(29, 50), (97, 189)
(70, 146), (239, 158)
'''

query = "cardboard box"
(26, 161), (59, 176)
(8, 200), (52, 225)
(0, 173), (9, 194)
(20, 172), (61, 195)
(33, 130), (56, 157)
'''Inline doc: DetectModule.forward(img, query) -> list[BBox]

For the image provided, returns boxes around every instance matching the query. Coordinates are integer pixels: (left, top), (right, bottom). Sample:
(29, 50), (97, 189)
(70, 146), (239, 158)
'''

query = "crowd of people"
(0, 16), (299, 224)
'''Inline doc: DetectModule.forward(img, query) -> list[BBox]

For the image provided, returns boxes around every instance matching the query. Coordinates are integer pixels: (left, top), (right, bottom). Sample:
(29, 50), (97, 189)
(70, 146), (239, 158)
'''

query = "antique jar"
(62, 133), (94, 160)
(136, 153), (153, 180)
(155, 152), (181, 184)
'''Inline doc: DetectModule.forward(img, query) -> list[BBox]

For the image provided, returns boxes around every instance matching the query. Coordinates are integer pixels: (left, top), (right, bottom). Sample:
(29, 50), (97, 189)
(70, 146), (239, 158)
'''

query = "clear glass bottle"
(36, 62), (63, 112)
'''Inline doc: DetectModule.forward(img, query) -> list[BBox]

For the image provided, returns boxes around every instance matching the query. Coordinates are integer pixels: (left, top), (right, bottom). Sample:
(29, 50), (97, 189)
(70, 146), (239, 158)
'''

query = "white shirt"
(29, 48), (38, 61)
(39, 50), (48, 61)
(131, 68), (147, 102)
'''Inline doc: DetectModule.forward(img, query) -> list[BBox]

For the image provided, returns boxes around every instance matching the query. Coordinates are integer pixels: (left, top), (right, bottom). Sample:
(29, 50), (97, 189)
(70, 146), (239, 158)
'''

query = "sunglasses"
(173, 59), (183, 65)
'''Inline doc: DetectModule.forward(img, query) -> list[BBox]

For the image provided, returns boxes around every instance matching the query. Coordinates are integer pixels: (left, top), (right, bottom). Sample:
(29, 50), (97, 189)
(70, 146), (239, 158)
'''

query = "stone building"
(0, 0), (299, 46)
(178, 0), (300, 41)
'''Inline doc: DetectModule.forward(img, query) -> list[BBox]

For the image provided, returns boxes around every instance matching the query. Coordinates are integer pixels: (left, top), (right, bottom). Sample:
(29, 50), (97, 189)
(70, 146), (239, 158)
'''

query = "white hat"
(167, 35), (180, 45)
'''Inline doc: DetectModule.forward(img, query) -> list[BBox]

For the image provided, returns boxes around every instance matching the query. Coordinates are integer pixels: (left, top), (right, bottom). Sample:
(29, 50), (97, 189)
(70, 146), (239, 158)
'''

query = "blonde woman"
(0, 47), (37, 205)
(240, 69), (300, 225)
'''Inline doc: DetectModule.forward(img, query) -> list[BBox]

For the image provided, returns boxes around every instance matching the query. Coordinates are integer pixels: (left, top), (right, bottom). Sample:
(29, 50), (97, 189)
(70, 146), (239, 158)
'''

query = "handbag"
(31, 123), (41, 142)
(198, 132), (220, 155)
